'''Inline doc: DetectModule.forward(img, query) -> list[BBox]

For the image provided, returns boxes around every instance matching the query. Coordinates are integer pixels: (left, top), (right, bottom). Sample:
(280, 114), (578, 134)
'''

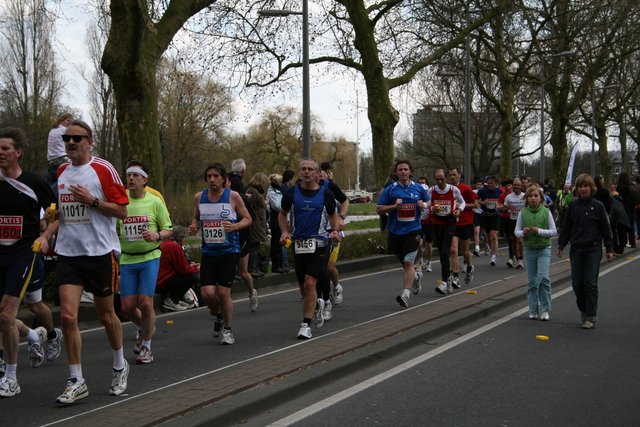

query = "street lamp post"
(591, 84), (619, 177)
(259, 2), (311, 157)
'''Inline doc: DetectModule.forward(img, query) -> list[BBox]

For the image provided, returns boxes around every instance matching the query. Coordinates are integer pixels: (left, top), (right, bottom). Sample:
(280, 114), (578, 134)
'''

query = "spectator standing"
(266, 174), (287, 273)
(44, 113), (73, 196)
(243, 172), (269, 311)
(557, 174), (613, 329)
(615, 172), (635, 248)
(515, 186), (557, 320)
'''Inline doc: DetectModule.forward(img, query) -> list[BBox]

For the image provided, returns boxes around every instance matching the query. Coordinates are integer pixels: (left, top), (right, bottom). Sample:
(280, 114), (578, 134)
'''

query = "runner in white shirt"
(52, 120), (130, 404)
(500, 178), (526, 268)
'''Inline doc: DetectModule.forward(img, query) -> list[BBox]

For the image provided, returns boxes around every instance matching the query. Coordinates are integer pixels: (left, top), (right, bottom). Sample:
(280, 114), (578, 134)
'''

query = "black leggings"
(433, 221), (456, 281)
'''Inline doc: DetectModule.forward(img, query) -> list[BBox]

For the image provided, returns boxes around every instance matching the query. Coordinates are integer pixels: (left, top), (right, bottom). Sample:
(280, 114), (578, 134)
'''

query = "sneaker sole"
(435, 287), (447, 295)
(395, 295), (408, 308)
(56, 390), (88, 404)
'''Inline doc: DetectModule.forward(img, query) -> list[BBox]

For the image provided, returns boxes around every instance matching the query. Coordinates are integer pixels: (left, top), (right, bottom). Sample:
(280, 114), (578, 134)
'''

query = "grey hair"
(299, 157), (318, 170)
(171, 226), (187, 242)
(231, 159), (246, 173)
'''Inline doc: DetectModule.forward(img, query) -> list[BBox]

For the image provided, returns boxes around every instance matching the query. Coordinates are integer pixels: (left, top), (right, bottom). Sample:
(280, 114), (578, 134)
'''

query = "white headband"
(126, 167), (148, 178)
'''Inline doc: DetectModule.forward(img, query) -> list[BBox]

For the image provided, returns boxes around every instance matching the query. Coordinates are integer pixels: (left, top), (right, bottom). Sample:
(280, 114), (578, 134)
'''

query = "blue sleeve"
(378, 186), (391, 206)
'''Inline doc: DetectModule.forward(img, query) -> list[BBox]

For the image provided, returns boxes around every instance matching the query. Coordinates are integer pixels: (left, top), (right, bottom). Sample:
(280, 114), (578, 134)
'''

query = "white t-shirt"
(55, 157), (129, 257)
(47, 125), (67, 161)
(504, 192), (526, 220)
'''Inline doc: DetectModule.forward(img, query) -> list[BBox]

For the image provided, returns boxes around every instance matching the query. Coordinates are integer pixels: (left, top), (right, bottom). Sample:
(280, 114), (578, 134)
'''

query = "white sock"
(113, 348), (125, 371)
(141, 340), (151, 351)
(69, 364), (83, 382)
(403, 288), (411, 298)
(5, 364), (17, 380)
(25, 329), (39, 345)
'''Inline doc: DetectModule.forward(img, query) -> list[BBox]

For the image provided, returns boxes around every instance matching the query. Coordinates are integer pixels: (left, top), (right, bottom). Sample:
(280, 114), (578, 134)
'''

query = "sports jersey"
(199, 188), (240, 256)
(504, 192), (526, 221)
(117, 191), (172, 265)
(427, 184), (466, 225)
(419, 183), (432, 225)
(453, 182), (477, 225)
(281, 185), (336, 245)
(378, 180), (430, 235)
(477, 186), (504, 216)
(0, 170), (56, 254)
(498, 192), (511, 218)
(56, 157), (129, 257)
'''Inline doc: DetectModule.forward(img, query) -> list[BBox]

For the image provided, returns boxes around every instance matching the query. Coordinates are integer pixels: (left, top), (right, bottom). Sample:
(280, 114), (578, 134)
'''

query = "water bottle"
(267, 258), (272, 274)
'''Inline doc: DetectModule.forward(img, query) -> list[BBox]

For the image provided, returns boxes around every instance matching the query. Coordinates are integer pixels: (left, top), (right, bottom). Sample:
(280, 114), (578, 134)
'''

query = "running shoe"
(109, 360), (129, 396)
(506, 258), (514, 268)
(182, 288), (199, 308)
(484, 245), (490, 256)
(134, 328), (142, 355)
(529, 313), (538, 320)
(313, 299), (325, 328)
(333, 283), (343, 305)
(249, 289), (259, 312)
(162, 297), (188, 312)
(322, 300), (332, 321)
(490, 255), (496, 266)
(212, 317), (224, 338)
(517, 259), (525, 269)
(473, 247), (480, 257)
(45, 328), (63, 362)
(464, 265), (475, 285)
(412, 271), (423, 295)
(582, 320), (595, 329)
(0, 376), (20, 397)
(297, 323), (312, 339)
(540, 311), (550, 321)
(0, 358), (5, 375)
(425, 261), (432, 272)
(396, 293), (409, 308)
(451, 276), (461, 289)
(55, 378), (88, 404)
(136, 346), (154, 364)
(435, 281), (448, 295)
(221, 329), (235, 345)
(29, 326), (46, 368)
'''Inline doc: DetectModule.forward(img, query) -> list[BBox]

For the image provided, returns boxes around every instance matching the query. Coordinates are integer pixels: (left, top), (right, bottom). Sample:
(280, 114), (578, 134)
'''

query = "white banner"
(564, 143), (579, 186)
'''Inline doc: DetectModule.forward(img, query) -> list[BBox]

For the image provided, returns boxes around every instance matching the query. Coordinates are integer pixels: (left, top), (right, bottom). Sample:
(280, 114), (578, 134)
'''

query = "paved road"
(5, 247), (637, 426)
(236, 256), (640, 427)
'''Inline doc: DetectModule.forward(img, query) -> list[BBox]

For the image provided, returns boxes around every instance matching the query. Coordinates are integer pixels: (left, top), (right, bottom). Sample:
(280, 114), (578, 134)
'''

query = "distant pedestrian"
(515, 186), (557, 321)
(557, 174), (613, 329)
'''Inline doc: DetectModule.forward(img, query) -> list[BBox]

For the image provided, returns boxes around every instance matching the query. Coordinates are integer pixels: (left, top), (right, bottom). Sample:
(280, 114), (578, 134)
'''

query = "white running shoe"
(322, 300), (332, 321)
(221, 329), (235, 345)
(425, 261), (432, 272)
(506, 258), (514, 268)
(313, 299), (325, 328)
(297, 323), (312, 339)
(451, 276), (461, 289)
(464, 265), (475, 285)
(109, 360), (129, 396)
(517, 259), (525, 269)
(332, 284), (343, 305)
(396, 293), (409, 308)
(412, 271), (423, 295)
(435, 281), (448, 295)
(56, 378), (88, 404)
(136, 346), (154, 364)
(162, 297), (188, 312)
(45, 328), (63, 362)
(540, 311), (550, 321)
(29, 326), (46, 368)
(490, 255), (497, 266)
(249, 289), (259, 312)
(0, 376), (21, 397)
(473, 247), (480, 257)
(0, 358), (5, 375)
(484, 245), (490, 256)
(212, 318), (224, 338)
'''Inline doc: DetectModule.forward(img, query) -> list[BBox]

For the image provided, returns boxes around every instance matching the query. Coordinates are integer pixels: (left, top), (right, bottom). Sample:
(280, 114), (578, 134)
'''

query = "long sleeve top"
(557, 196), (613, 253)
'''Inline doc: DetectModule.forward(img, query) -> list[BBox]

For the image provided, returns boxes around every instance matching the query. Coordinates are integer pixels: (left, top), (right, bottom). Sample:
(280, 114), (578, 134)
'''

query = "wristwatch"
(92, 198), (100, 208)
(339, 214), (346, 220)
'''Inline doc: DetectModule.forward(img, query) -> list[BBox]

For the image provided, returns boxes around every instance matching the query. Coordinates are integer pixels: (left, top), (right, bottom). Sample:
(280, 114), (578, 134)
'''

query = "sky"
(40, 0), (421, 156)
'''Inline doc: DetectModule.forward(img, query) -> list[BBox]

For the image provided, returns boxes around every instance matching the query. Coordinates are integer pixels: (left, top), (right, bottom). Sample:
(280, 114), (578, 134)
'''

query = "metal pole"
(302, 0), (311, 158)
(540, 61), (545, 183)
(591, 88), (596, 177)
(465, 11), (471, 180)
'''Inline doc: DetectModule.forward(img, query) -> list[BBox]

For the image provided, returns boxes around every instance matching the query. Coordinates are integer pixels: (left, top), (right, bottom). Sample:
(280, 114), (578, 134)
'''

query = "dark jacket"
(229, 172), (244, 193)
(594, 186), (611, 213)
(609, 194), (631, 230)
(558, 196), (613, 253)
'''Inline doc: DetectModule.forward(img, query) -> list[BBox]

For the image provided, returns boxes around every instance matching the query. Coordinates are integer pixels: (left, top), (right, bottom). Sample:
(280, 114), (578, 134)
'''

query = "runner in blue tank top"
(279, 158), (341, 340)
(189, 163), (252, 345)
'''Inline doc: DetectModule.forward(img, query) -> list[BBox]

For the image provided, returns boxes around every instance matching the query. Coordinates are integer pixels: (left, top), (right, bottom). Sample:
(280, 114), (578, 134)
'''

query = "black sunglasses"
(62, 135), (90, 143)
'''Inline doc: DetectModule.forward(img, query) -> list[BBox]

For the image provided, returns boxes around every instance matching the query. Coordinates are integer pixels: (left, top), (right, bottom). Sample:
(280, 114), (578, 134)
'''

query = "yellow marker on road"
(536, 335), (549, 341)
(166, 320), (174, 325)
(465, 291), (477, 294)
(627, 257), (634, 260)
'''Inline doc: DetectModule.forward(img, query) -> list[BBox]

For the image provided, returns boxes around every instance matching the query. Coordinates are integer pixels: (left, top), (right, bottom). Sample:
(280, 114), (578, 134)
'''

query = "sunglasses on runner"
(62, 135), (90, 143)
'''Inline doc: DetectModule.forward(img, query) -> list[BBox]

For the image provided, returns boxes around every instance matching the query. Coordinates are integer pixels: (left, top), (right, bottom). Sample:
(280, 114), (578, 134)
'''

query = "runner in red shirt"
(449, 168), (478, 287)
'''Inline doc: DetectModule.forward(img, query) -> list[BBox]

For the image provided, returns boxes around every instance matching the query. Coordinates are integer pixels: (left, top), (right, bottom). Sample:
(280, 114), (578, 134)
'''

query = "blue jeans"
(523, 247), (552, 315)
(569, 247), (601, 322)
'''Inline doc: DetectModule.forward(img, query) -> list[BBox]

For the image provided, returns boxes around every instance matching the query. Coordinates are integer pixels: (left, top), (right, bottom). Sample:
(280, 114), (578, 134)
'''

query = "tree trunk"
(550, 116), (569, 188)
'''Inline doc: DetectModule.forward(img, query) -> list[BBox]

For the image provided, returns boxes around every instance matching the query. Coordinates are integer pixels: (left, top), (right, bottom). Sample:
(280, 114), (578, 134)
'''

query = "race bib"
(486, 199), (498, 210)
(420, 207), (430, 220)
(122, 216), (150, 242)
(398, 204), (416, 222)
(435, 201), (453, 216)
(0, 215), (22, 245)
(294, 238), (316, 254)
(60, 194), (92, 224)
(510, 209), (521, 220)
(202, 220), (226, 244)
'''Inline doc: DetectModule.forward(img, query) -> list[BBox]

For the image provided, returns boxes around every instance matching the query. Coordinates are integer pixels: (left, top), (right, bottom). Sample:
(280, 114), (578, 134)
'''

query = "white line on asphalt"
(266, 257), (637, 427)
